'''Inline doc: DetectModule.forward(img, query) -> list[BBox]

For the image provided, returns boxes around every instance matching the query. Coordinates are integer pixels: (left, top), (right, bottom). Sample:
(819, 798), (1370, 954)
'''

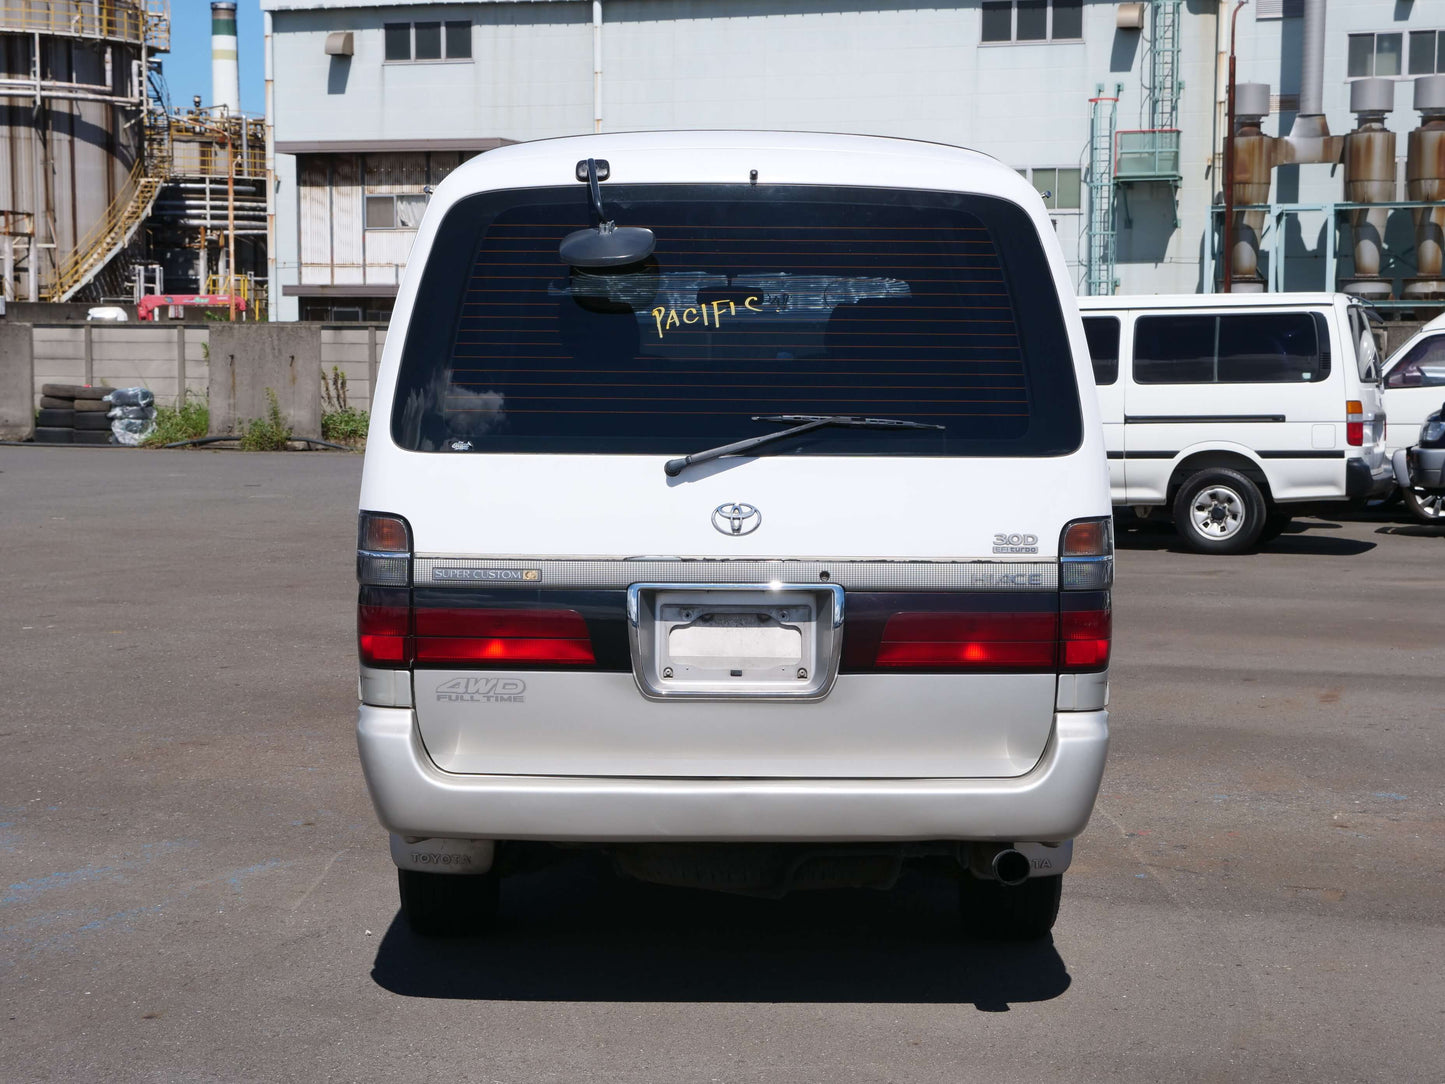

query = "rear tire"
(397, 868), (500, 938)
(1171, 468), (1266, 554)
(1403, 488), (1445, 525)
(958, 874), (1063, 941)
(33, 427), (73, 444)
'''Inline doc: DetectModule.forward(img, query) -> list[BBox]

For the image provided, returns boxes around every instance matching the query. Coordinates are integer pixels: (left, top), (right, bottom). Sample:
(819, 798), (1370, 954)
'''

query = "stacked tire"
(35, 384), (116, 446)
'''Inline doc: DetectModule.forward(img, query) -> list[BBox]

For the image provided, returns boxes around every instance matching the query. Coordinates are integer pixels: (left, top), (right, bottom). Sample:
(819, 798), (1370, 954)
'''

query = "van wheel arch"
(1166, 452), (1274, 510)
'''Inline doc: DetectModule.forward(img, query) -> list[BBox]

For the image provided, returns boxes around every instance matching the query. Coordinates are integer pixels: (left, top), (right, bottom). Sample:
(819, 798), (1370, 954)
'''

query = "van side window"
(1386, 336), (1445, 388)
(1133, 312), (1328, 384)
(1081, 316), (1119, 386)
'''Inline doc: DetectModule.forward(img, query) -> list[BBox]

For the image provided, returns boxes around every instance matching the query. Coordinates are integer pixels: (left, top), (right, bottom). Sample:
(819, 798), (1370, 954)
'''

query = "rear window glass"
(391, 184), (1082, 456)
(1082, 316), (1119, 386)
(1133, 312), (1329, 385)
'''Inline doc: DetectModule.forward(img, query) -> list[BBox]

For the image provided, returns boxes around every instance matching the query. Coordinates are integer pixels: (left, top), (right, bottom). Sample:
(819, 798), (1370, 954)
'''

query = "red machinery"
(137, 294), (248, 321)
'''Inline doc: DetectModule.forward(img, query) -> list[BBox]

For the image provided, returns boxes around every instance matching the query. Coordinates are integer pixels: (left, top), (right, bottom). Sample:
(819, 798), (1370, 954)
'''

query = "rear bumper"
(1346, 456), (1395, 499)
(356, 705), (1109, 844)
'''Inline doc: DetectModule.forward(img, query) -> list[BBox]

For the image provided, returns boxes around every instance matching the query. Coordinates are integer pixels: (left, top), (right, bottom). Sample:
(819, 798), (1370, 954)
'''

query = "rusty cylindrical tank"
(1342, 78), (1396, 300)
(1230, 84), (1275, 292)
(1406, 75), (1445, 300)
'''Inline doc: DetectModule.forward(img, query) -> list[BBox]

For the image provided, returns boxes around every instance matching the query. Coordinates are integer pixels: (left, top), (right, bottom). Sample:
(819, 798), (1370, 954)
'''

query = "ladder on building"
(1149, 0), (1182, 130)
(1084, 85), (1120, 297)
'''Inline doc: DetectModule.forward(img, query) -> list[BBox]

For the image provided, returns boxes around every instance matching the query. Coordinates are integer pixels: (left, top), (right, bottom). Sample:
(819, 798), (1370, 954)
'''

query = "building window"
(366, 193), (429, 230)
(383, 21), (472, 62)
(1024, 167), (1081, 210)
(981, 0), (1082, 43)
(1409, 30), (1445, 75)
(1348, 32), (1403, 78)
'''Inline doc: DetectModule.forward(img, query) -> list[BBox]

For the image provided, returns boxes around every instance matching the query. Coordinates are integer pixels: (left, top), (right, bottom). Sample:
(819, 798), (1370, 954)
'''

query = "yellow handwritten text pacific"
(651, 295), (763, 339)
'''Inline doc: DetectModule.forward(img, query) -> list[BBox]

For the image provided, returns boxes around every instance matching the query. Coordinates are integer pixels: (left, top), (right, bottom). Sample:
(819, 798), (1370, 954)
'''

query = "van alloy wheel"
(1171, 468), (1266, 555)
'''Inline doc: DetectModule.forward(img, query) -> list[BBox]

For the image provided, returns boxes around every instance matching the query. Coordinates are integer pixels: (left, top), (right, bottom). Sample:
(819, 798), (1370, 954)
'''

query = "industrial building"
(252, 1), (1444, 321)
(1, 1), (267, 312)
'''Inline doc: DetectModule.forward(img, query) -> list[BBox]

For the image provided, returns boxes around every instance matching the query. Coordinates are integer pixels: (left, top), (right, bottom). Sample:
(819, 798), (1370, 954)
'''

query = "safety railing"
(169, 137), (267, 181)
(1115, 129), (1182, 183)
(0, 0), (162, 45)
(204, 274), (249, 301)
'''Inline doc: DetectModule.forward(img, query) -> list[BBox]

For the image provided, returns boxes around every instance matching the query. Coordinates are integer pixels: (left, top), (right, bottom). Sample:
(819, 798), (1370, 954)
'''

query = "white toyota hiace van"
(356, 132), (1112, 941)
(1079, 294), (1391, 553)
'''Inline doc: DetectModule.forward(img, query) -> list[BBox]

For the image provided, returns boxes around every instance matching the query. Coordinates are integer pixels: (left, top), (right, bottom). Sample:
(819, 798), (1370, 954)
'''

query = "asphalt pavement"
(1, 446), (1442, 1083)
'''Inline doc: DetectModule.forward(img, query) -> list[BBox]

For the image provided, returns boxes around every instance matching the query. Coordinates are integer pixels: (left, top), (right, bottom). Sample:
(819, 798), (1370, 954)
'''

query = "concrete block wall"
(208, 324), (324, 438)
(319, 326), (387, 413)
(90, 327), (208, 407)
(0, 322), (35, 441)
(32, 326), (87, 391)
(20, 324), (385, 413)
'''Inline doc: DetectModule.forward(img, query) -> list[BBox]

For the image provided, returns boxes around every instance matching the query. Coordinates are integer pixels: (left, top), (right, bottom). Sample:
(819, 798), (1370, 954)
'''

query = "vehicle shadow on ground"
(1373, 523), (1445, 538)
(370, 856), (1070, 1009)
(1114, 519), (1377, 556)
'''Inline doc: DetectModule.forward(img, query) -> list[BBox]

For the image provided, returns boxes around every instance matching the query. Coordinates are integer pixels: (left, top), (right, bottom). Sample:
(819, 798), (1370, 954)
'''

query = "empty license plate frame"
(627, 582), (845, 700)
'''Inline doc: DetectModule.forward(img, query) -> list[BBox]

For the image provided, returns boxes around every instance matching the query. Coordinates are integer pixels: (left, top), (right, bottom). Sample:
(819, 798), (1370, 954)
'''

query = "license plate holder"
(627, 583), (844, 700)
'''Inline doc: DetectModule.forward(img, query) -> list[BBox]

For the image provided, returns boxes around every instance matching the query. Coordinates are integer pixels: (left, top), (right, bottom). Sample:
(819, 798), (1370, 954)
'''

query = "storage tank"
(0, 1), (165, 302)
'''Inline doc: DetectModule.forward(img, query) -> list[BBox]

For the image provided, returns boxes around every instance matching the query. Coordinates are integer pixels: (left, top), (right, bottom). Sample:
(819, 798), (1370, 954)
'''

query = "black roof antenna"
(558, 158), (656, 268)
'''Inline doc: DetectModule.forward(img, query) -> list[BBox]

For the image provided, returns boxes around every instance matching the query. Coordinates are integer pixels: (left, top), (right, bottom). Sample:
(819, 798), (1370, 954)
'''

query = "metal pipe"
(1222, 1), (1246, 292)
(991, 849), (1031, 886)
(1298, 0), (1324, 119)
(264, 10), (276, 320)
(592, 0), (603, 133)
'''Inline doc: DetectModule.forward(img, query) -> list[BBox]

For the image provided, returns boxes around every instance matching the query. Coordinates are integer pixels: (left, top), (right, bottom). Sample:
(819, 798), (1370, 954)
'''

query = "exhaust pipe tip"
(991, 848), (1032, 887)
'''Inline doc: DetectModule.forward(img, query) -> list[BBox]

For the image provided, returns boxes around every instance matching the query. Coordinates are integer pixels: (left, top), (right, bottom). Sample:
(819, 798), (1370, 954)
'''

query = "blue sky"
(160, 0), (266, 115)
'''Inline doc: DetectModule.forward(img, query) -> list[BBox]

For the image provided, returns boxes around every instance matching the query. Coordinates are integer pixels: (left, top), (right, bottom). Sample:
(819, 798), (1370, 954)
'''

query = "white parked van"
(1382, 311), (1445, 453)
(355, 132), (1113, 941)
(1078, 293), (1392, 553)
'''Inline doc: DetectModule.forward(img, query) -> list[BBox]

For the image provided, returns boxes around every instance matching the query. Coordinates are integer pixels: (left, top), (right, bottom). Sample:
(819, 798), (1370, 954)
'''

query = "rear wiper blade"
(663, 414), (944, 477)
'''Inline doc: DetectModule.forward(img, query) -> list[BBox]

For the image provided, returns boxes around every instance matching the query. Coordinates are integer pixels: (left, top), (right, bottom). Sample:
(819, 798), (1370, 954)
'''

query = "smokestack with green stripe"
(212, 1), (240, 114)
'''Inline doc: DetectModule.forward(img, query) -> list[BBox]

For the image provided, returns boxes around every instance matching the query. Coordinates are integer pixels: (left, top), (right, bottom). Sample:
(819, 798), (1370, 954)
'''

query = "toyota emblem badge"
(712, 502), (762, 536)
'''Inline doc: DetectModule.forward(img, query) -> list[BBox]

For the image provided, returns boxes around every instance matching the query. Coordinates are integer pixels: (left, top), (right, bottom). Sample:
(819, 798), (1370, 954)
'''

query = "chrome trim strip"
(414, 557), (1059, 591)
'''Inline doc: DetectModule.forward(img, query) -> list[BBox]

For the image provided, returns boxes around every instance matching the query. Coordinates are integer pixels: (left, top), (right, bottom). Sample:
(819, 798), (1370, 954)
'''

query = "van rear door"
(365, 178), (1109, 780)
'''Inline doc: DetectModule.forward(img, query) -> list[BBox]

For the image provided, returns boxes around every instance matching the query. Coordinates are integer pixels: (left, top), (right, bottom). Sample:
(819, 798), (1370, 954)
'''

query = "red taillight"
(414, 637), (596, 664)
(869, 605), (1110, 673)
(413, 608), (594, 664)
(875, 612), (1060, 671)
(358, 591), (411, 667)
(1346, 400), (1364, 446)
(1061, 607), (1111, 669)
(359, 599), (595, 668)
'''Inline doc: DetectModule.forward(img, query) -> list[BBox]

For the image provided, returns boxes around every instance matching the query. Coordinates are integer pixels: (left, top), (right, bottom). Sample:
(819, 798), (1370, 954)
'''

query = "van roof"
(433, 130), (1035, 203)
(1077, 292), (1349, 310)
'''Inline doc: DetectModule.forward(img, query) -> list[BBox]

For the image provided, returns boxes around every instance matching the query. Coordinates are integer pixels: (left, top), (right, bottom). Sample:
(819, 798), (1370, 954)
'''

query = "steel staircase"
(42, 115), (172, 303)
